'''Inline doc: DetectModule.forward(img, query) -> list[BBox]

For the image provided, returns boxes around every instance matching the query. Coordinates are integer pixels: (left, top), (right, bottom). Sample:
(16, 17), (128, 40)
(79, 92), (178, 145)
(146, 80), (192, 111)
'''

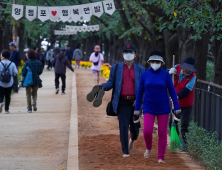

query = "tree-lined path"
(0, 70), (73, 170)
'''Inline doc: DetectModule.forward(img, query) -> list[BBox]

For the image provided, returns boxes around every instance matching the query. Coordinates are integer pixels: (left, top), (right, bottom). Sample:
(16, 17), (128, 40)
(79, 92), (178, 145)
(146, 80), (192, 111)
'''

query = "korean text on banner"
(26, 6), (37, 21)
(12, 4), (24, 20)
(103, 0), (116, 15)
(38, 6), (49, 22)
(92, 1), (104, 18)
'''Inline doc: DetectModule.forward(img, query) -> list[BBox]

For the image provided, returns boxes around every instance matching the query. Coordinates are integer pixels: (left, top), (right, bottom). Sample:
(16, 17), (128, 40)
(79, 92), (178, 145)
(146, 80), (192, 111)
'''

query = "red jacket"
(174, 64), (196, 107)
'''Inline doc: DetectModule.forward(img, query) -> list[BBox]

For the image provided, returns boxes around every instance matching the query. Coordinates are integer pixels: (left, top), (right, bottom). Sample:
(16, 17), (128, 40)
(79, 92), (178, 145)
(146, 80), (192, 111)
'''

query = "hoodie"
(53, 53), (74, 74)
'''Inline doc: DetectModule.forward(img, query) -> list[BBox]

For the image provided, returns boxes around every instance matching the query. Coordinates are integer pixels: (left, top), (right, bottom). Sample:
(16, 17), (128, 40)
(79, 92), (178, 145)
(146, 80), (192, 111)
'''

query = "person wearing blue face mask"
(97, 44), (145, 157)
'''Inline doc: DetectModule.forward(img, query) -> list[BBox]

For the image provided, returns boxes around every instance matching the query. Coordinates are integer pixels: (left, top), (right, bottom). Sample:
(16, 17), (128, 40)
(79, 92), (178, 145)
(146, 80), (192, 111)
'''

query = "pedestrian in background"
(66, 45), (73, 64)
(73, 43), (83, 68)
(46, 46), (53, 71)
(169, 57), (197, 151)
(89, 45), (104, 85)
(9, 42), (21, 93)
(19, 50), (43, 113)
(0, 50), (18, 114)
(39, 48), (46, 68)
(32, 47), (41, 61)
(134, 50), (181, 163)
(53, 47), (74, 95)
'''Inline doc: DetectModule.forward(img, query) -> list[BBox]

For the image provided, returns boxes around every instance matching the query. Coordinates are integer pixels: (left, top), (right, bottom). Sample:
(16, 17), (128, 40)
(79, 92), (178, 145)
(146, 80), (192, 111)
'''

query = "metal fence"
(193, 79), (222, 140)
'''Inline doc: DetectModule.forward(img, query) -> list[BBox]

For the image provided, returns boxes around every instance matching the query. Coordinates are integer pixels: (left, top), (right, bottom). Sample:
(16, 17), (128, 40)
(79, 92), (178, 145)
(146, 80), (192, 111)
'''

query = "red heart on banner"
(51, 11), (57, 16)
(83, 28), (86, 30)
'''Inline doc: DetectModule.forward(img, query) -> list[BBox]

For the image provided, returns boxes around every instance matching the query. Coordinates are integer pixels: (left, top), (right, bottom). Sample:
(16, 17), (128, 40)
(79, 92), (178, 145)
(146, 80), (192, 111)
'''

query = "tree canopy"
(1, 0), (222, 84)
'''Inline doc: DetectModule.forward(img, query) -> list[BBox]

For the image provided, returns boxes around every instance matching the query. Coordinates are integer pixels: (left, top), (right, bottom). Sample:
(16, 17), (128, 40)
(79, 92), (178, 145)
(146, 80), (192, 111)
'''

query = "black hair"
(67, 45), (70, 47)
(76, 43), (81, 49)
(27, 50), (37, 59)
(32, 46), (37, 51)
(47, 46), (51, 51)
(1, 50), (11, 59)
(149, 50), (162, 57)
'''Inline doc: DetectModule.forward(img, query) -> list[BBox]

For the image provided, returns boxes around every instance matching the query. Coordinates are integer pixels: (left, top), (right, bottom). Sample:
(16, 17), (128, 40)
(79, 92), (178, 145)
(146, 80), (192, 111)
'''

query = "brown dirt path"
(77, 69), (204, 170)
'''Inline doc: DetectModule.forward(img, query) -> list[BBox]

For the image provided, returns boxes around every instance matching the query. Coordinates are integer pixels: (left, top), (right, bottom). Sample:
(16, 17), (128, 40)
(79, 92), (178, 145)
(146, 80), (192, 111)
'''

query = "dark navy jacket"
(10, 50), (21, 67)
(66, 49), (73, 60)
(102, 62), (145, 113)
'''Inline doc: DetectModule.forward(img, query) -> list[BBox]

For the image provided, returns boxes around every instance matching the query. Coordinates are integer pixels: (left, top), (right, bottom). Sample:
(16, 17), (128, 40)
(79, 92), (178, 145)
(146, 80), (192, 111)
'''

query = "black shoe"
(32, 102), (37, 111)
(87, 86), (100, 102)
(133, 115), (140, 123)
(93, 88), (105, 107)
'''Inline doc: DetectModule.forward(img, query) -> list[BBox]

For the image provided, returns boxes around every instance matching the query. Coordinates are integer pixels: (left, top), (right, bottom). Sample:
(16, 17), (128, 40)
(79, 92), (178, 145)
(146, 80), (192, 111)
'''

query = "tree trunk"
(213, 41), (222, 85)
(18, 22), (25, 60)
(194, 33), (209, 80)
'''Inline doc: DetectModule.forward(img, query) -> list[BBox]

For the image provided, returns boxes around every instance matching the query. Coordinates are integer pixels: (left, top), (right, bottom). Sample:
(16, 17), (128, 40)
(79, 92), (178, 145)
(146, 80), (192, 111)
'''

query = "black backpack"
(0, 61), (12, 83)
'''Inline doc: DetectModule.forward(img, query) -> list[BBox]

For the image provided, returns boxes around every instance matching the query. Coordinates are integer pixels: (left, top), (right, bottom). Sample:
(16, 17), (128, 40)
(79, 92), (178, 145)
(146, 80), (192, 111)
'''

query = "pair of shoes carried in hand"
(87, 86), (105, 107)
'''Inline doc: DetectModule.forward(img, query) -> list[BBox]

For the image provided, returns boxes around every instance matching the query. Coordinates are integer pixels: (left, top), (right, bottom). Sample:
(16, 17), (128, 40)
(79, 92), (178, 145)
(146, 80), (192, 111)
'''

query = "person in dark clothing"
(52, 47), (74, 95)
(9, 42), (21, 93)
(39, 48), (45, 69)
(66, 45), (73, 64)
(32, 47), (41, 61)
(19, 50), (43, 113)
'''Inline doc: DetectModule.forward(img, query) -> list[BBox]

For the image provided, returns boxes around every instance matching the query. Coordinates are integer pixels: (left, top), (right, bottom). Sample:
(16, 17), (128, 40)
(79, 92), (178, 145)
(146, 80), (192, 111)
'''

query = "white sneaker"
(0, 103), (4, 113)
(144, 149), (151, 158)
(5, 110), (10, 114)
(158, 159), (166, 163)
(123, 154), (130, 158)
(55, 88), (59, 94)
(129, 139), (134, 153)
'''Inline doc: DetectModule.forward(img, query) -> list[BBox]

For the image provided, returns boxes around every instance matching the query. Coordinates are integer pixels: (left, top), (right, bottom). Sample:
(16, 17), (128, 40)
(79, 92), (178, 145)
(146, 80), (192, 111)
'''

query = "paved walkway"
(0, 69), (74, 170)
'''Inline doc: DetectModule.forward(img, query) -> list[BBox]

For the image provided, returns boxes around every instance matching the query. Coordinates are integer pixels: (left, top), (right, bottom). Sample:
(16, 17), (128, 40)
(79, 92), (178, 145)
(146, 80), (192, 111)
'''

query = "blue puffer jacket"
(102, 62), (145, 114)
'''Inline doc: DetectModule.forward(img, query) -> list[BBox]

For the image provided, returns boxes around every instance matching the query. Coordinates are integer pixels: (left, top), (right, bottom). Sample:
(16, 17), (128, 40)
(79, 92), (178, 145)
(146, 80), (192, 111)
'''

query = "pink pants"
(143, 113), (169, 160)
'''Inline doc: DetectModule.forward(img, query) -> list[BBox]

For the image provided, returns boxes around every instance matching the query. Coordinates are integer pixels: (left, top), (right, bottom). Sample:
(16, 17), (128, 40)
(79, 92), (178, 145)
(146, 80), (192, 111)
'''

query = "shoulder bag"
(106, 64), (118, 116)
(93, 53), (100, 66)
(22, 62), (33, 87)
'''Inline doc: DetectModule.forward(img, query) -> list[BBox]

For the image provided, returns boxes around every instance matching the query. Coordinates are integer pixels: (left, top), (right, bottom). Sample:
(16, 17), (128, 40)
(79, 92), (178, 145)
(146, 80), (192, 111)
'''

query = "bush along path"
(186, 121), (222, 170)
(76, 69), (205, 170)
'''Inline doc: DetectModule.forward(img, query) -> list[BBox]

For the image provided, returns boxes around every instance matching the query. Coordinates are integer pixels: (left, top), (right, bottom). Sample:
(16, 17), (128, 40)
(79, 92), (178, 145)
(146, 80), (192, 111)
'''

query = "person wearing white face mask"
(134, 50), (181, 163)
(93, 44), (145, 158)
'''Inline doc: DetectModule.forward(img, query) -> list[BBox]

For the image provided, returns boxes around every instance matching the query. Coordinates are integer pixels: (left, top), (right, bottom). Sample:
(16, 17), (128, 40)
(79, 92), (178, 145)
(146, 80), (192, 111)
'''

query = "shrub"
(186, 121), (222, 170)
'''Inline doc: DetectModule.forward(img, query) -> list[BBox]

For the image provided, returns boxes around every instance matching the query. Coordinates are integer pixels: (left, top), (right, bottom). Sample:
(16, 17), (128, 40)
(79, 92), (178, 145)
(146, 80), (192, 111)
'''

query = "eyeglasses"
(149, 60), (161, 64)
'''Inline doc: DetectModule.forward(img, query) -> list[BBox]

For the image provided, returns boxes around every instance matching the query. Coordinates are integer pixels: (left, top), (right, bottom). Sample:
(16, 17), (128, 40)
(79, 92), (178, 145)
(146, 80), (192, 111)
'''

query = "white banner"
(81, 4), (92, 20)
(12, 4), (24, 20)
(92, 2), (104, 18)
(26, 6), (36, 21)
(103, 0), (116, 15)
(65, 25), (99, 32)
(59, 6), (71, 22)
(70, 5), (81, 23)
(54, 30), (77, 35)
(38, 7), (49, 22)
(49, 7), (59, 22)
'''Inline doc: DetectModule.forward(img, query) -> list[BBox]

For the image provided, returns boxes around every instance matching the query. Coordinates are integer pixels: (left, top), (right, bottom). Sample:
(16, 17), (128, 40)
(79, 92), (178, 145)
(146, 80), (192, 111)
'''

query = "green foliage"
(206, 60), (214, 82)
(186, 121), (222, 170)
